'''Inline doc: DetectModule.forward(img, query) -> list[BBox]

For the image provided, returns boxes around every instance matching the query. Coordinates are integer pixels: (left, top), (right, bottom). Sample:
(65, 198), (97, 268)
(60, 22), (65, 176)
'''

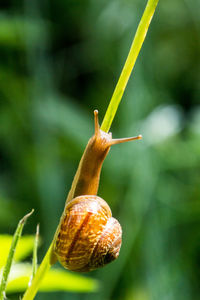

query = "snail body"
(51, 110), (141, 272)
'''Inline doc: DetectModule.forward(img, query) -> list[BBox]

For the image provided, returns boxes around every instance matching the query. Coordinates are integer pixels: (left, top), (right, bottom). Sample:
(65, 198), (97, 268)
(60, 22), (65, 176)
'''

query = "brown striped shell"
(53, 195), (122, 272)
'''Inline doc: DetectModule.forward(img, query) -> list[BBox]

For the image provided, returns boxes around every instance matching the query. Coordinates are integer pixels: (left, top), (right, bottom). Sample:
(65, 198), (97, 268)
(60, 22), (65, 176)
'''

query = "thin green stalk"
(101, 0), (159, 132)
(22, 1), (160, 299)
(22, 243), (53, 300)
(0, 210), (34, 300)
(29, 224), (40, 286)
(33, 224), (40, 278)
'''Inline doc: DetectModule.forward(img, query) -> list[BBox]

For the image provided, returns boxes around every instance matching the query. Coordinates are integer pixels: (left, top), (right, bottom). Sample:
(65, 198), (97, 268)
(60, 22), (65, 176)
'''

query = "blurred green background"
(0, 0), (200, 299)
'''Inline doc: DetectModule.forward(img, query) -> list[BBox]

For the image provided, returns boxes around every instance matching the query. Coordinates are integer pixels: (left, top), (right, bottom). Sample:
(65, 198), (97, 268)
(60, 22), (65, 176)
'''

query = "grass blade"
(100, 0), (159, 132)
(22, 244), (53, 300)
(0, 210), (34, 300)
(29, 224), (40, 287)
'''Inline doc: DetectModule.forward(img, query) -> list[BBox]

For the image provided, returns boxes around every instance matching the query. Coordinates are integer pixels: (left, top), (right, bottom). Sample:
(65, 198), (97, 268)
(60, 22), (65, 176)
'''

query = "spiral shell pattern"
(54, 195), (122, 272)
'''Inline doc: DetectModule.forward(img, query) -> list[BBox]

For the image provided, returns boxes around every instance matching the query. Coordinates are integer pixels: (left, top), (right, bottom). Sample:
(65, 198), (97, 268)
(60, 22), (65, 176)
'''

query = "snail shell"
(53, 195), (122, 272)
(51, 110), (141, 271)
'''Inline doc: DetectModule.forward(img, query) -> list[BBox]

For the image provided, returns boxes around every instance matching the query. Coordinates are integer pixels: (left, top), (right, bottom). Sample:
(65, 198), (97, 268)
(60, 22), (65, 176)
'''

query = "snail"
(51, 110), (142, 272)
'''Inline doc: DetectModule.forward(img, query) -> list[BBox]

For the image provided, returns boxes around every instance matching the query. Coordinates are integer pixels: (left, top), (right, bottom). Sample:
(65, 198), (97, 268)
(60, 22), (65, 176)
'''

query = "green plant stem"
(22, 243), (53, 300)
(29, 224), (40, 286)
(101, 0), (159, 133)
(0, 210), (34, 300)
(33, 224), (40, 278)
(22, 1), (160, 299)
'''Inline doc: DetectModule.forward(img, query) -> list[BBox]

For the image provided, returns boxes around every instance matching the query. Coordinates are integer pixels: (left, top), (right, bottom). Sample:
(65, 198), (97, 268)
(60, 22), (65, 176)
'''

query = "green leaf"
(3, 263), (99, 293)
(0, 235), (35, 268)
